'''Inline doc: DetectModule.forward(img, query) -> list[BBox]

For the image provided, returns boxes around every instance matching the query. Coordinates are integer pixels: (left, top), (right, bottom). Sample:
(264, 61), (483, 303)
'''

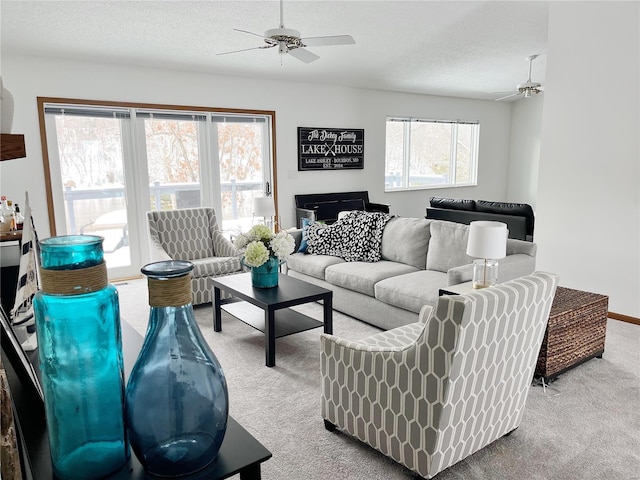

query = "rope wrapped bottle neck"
(40, 261), (108, 295)
(147, 274), (192, 307)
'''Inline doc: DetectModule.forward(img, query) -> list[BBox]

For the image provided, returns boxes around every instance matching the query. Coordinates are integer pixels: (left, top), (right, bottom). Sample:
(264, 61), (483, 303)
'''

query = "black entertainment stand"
(0, 312), (272, 479)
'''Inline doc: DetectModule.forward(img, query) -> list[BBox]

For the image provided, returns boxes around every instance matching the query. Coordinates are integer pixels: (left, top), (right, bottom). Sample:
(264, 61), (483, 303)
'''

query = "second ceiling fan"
(495, 54), (544, 101)
(218, 0), (355, 64)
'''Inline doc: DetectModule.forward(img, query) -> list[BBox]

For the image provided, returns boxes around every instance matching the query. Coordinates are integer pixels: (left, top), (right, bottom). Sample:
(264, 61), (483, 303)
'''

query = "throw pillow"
(426, 221), (474, 273)
(297, 218), (313, 253)
(307, 211), (392, 262)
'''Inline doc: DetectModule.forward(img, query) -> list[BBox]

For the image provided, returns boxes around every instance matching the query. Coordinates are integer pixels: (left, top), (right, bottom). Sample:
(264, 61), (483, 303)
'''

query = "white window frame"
(384, 116), (479, 191)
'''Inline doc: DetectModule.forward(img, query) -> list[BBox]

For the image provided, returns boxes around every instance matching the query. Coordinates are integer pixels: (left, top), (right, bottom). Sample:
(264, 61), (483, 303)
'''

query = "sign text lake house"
(298, 127), (364, 171)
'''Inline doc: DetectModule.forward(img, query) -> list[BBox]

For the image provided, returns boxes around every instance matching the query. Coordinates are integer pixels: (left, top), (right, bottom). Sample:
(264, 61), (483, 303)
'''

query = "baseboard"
(609, 312), (640, 326)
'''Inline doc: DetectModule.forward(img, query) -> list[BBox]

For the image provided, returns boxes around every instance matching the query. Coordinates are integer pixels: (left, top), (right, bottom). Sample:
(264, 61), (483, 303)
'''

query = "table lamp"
(253, 196), (276, 231)
(466, 221), (508, 289)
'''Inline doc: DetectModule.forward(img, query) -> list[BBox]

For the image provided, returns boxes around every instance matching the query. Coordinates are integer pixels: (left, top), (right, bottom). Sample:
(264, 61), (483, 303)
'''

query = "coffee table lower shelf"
(221, 301), (324, 338)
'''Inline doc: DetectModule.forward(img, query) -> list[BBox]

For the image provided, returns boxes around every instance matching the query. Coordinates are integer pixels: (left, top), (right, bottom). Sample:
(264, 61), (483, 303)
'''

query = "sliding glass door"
(40, 100), (275, 280)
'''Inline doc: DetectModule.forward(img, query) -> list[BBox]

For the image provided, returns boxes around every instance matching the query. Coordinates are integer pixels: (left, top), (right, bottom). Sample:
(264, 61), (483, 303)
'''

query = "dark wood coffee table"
(212, 273), (333, 367)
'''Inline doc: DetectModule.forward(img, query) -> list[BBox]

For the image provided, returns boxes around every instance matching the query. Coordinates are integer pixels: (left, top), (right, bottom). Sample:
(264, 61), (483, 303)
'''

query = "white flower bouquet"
(233, 224), (295, 268)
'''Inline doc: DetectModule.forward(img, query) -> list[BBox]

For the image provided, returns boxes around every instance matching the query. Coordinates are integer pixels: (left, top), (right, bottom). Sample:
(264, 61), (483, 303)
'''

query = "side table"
(535, 286), (608, 382)
(439, 282), (609, 382)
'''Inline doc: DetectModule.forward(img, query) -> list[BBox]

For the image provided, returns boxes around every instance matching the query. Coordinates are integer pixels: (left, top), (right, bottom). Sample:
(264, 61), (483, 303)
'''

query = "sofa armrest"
(497, 254), (536, 283)
(149, 238), (173, 262)
(418, 304), (433, 324)
(296, 207), (317, 228)
(287, 228), (304, 252)
(212, 230), (239, 257)
(321, 332), (413, 354)
(447, 254), (536, 286)
(447, 264), (474, 286)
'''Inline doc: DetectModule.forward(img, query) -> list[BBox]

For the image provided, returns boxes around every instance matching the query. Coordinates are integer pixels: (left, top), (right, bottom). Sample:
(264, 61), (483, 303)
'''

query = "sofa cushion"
(381, 217), (431, 269)
(374, 270), (449, 313)
(426, 221), (474, 273)
(325, 261), (418, 296)
(286, 252), (345, 280)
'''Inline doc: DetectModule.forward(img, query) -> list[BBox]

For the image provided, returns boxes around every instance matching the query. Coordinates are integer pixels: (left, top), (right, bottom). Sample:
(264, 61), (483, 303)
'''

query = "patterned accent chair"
(320, 272), (558, 479)
(147, 208), (243, 305)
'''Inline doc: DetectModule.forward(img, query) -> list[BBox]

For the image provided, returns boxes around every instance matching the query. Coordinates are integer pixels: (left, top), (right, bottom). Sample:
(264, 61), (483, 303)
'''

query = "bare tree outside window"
(385, 117), (479, 190)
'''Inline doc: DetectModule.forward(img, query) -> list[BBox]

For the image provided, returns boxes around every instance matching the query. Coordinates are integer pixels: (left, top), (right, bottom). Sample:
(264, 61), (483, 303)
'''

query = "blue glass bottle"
(33, 235), (128, 480)
(125, 260), (228, 477)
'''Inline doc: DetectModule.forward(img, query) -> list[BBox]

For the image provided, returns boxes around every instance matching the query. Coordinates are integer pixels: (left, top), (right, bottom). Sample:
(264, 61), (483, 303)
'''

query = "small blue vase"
(250, 256), (280, 288)
(33, 235), (128, 480)
(125, 260), (228, 477)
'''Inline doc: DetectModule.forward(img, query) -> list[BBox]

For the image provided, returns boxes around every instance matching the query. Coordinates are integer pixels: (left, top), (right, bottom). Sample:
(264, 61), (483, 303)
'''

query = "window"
(39, 99), (275, 279)
(385, 117), (479, 191)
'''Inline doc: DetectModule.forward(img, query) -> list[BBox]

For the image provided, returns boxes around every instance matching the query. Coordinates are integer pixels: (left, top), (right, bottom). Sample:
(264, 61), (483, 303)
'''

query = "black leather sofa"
(295, 191), (390, 228)
(425, 196), (535, 241)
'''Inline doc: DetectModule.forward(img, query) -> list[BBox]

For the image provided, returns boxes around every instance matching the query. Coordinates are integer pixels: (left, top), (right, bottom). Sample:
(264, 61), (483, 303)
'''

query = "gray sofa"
(287, 217), (537, 330)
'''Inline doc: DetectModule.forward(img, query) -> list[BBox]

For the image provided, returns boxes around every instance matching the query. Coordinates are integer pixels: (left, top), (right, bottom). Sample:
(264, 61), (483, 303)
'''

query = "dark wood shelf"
(1, 134), (26, 161)
(0, 231), (22, 243)
(221, 301), (324, 338)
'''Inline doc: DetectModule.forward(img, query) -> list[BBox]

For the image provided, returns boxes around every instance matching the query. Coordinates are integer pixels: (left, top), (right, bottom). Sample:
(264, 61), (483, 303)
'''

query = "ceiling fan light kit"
(495, 54), (544, 101)
(218, 0), (355, 63)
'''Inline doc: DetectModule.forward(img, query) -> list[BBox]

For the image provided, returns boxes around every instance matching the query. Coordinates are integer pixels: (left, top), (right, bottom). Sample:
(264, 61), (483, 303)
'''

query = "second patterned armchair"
(321, 272), (558, 479)
(147, 208), (242, 305)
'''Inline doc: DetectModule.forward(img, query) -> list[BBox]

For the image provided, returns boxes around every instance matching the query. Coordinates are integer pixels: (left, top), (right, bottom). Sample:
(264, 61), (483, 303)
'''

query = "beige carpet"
(115, 278), (640, 480)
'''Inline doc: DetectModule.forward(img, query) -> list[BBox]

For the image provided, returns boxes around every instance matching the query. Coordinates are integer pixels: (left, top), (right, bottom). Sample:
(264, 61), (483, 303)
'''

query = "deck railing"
(64, 180), (262, 233)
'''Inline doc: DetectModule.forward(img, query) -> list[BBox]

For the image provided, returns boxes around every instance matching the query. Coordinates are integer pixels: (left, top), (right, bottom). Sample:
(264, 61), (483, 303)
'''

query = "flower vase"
(250, 256), (280, 288)
(125, 260), (228, 477)
(33, 235), (129, 480)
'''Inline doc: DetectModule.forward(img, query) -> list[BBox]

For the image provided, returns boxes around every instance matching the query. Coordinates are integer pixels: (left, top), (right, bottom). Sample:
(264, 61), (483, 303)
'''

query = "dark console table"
(0, 311), (272, 479)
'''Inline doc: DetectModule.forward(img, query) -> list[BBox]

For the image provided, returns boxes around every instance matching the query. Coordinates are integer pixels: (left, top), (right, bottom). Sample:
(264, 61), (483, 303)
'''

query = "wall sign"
(297, 127), (364, 171)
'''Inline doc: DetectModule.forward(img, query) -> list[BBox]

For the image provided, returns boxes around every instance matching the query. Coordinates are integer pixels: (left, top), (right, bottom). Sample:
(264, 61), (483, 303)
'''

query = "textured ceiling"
(1, 0), (550, 101)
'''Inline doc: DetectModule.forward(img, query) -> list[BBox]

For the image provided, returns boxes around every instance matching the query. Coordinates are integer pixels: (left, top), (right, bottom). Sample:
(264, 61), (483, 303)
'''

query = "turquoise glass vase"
(33, 235), (128, 480)
(249, 256), (280, 288)
(125, 260), (229, 477)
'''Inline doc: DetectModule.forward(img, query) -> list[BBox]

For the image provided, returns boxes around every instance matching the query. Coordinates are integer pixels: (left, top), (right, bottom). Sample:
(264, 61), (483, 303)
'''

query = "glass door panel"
(214, 117), (271, 233)
(143, 115), (203, 211)
(50, 113), (134, 275)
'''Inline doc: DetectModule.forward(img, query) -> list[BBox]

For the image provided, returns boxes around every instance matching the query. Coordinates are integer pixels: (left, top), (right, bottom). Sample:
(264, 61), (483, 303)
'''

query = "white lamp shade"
(466, 221), (508, 259)
(253, 196), (276, 217)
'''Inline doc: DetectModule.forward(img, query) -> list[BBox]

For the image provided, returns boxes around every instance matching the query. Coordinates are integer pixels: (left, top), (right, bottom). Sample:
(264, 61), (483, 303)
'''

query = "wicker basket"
(535, 286), (609, 381)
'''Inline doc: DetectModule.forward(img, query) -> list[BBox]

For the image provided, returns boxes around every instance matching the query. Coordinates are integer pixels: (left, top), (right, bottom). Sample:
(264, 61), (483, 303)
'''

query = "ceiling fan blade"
(234, 28), (266, 39)
(288, 47), (320, 63)
(494, 92), (522, 102)
(217, 45), (274, 56)
(301, 35), (355, 47)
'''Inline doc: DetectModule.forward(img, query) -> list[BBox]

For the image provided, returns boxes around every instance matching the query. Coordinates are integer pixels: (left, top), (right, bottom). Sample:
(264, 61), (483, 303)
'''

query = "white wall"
(0, 54), (512, 238)
(536, 2), (640, 316)
(507, 94), (544, 208)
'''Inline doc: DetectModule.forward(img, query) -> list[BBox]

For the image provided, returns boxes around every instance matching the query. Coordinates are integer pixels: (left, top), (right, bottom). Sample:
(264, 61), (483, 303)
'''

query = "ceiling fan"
(217, 0), (355, 64)
(495, 54), (544, 101)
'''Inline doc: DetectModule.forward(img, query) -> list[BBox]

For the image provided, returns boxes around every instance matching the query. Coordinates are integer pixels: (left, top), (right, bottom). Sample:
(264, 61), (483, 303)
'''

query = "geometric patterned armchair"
(147, 208), (243, 305)
(321, 272), (558, 479)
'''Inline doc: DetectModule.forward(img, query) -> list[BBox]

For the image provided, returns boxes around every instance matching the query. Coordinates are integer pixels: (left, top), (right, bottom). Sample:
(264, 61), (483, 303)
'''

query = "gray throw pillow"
(426, 221), (474, 272)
